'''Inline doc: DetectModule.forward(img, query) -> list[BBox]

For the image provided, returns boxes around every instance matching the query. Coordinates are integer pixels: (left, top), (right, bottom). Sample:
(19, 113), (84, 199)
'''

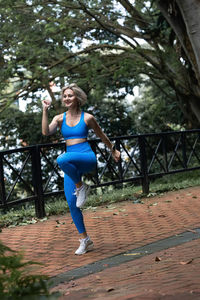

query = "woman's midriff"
(65, 138), (87, 146)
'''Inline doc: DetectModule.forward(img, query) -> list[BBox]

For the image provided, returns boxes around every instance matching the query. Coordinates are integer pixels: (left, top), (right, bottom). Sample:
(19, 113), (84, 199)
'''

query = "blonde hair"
(61, 83), (87, 106)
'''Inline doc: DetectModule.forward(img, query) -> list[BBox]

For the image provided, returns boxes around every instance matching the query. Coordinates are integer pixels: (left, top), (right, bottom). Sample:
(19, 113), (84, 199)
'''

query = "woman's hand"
(112, 149), (121, 162)
(42, 99), (52, 111)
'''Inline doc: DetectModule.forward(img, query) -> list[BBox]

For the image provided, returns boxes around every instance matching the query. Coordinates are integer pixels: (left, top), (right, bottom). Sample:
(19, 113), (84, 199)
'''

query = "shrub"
(0, 242), (59, 300)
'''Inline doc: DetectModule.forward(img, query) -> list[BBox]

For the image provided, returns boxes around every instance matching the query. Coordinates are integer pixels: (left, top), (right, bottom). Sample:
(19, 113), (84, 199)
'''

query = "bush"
(0, 242), (59, 300)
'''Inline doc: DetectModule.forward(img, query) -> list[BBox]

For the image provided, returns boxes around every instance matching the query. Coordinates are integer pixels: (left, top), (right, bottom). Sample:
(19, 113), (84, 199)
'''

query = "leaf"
(107, 206), (116, 210)
(149, 202), (158, 207)
(155, 256), (161, 262)
(186, 229), (197, 234)
(133, 199), (141, 204)
(124, 253), (141, 256)
(158, 214), (166, 218)
(27, 219), (37, 224)
(147, 192), (157, 197)
(180, 259), (194, 265)
(107, 288), (115, 292)
(40, 217), (48, 222)
(133, 199), (144, 204)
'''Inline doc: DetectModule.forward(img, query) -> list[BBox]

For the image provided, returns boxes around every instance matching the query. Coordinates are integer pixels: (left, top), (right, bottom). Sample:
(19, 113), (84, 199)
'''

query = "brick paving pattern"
(54, 238), (200, 299)
(1, 186), (200, 299)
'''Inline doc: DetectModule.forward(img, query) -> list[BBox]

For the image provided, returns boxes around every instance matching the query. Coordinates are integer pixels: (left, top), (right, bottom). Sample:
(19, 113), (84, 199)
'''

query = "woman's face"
(62, 88), (78, 109)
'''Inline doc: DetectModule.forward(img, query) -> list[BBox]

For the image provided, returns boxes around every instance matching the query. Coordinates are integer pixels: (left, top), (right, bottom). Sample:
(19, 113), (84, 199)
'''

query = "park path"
(1, 186), (200, 299)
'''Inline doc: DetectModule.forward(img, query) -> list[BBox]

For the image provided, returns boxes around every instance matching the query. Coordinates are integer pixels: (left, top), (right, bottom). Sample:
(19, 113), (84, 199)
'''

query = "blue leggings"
(57, 142), (97, 234)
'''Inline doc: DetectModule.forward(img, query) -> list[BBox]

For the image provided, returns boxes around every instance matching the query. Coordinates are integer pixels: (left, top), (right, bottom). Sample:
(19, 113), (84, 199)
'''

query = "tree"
(0, 0), (200, 128)
(155, 0), (200, 126)
(131, 82), (185, 133)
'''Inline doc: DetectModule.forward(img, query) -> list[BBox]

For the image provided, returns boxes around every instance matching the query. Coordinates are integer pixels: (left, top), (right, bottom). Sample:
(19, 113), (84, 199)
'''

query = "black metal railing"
(1, 129), (200, 218)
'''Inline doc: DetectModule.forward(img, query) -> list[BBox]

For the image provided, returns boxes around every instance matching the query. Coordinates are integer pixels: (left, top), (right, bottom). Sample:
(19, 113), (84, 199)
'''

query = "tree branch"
(11, 44), (129, 99)
(117, 0), (149, 29)
(77, 0), (137, 49)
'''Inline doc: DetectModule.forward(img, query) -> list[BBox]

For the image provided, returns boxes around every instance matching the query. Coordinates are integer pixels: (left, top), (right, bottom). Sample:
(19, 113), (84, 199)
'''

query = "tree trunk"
(157, 0), (200, 127)
(176, 0), (200, 85)
(189, 96), (200, 125)
(157, 1), (197, 83)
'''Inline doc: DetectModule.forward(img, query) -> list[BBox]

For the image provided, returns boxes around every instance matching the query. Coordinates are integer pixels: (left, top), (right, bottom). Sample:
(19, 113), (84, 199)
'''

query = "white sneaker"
(75, 183), (90, 208)
(75, 237), (94, 255)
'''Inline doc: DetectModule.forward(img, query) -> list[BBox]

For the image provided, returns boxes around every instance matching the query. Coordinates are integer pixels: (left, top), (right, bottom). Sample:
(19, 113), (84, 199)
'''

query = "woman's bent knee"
(57, 153), (69, 167)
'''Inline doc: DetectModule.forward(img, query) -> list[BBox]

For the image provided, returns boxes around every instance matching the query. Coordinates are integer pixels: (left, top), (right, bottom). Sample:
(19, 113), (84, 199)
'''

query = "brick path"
(54, 238), (200, 300)
(1, 186), (200, 299)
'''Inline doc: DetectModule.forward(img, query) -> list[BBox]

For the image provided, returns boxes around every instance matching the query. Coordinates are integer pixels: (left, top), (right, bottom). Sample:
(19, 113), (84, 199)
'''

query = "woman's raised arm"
(42, 100), (60, 136)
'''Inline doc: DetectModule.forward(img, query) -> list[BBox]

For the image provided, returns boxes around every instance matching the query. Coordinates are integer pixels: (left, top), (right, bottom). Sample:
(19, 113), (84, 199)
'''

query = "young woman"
(42, 83), (120, 255)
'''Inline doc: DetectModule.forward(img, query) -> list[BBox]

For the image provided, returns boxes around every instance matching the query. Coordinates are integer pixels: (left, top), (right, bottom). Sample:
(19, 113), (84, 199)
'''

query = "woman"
(42, 83), (120, 255)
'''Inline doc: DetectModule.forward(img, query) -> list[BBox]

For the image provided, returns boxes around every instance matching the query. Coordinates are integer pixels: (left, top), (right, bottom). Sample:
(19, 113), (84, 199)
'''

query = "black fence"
(1, 129), (200, 218)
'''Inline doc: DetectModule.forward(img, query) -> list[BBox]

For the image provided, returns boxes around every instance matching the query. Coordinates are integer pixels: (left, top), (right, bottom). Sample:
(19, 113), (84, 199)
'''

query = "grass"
(149, 169), (200, 193)
(1, 169), (200, 229)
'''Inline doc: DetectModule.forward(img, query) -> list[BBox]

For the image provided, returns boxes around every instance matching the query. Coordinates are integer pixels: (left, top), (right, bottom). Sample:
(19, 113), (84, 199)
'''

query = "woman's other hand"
(112, 149), (121, 162)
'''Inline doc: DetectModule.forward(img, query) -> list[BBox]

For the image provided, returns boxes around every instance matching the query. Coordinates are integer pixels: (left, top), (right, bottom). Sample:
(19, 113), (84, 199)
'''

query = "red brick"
(1, 186), (200, 298)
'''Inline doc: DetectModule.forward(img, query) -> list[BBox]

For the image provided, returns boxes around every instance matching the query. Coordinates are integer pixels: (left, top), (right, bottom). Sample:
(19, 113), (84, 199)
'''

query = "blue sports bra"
(61, 111), (88, 140)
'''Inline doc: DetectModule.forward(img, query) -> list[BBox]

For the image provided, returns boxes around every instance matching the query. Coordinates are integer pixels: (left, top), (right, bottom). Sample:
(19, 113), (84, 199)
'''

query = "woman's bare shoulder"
(84, 112), (95, 125)
(84, 112), (94, 121)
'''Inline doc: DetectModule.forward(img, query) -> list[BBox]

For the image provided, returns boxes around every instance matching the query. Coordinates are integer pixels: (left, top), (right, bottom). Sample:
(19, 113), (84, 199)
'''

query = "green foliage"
(150, 170), (200, 194)
(1, 97), (64, 148)
(0, 0), (199, 127)
(131, 81), (185, 133)
(0, 196), (68, 230)
(0, 206), (36, 229)
(0, 242), (59, 300)
(87, 97), (135, 137)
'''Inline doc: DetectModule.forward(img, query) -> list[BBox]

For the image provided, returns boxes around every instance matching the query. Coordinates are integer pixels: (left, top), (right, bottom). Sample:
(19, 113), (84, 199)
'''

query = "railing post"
(162, 134), (168, 172)
(0, 153), (7, 207)
(138, 136), (149, 194)
(31, 145), (45, 218)
(181, 132), (187, 168)
(116, 139), (123, 181)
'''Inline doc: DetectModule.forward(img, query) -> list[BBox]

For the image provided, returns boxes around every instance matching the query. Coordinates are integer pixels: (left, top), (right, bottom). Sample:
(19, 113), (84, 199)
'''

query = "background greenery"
(1, 0), (200, 147)
(0, 0), (200, 217)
